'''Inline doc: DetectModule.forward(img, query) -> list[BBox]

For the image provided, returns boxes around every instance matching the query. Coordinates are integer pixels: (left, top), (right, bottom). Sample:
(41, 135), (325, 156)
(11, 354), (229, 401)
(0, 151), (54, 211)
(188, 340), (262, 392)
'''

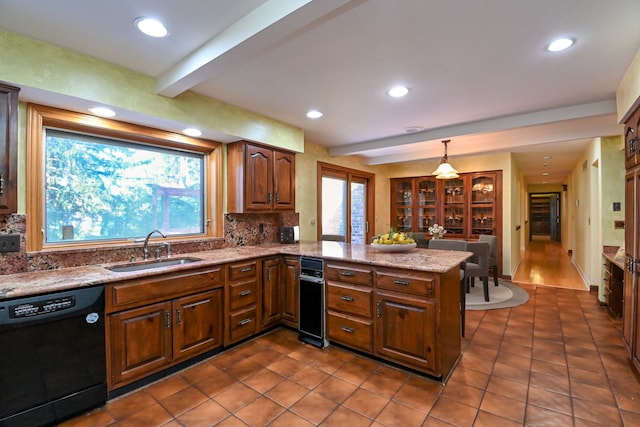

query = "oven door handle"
(299, 275), (324, 284)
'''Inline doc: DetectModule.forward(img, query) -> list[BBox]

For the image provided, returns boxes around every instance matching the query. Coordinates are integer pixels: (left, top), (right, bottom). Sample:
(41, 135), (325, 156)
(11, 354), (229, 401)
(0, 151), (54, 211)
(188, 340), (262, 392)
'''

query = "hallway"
(512, 236), (588, 290)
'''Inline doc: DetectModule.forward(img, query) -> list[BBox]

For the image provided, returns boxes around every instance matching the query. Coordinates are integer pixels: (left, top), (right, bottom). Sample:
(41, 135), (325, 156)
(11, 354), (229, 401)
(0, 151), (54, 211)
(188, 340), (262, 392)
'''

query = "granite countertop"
(0, 241), (470, 300)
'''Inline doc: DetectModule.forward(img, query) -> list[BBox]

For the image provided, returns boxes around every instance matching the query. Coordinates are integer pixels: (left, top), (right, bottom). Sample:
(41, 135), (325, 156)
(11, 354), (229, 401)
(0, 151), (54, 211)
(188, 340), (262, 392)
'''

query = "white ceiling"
(1, 0), (638, 184)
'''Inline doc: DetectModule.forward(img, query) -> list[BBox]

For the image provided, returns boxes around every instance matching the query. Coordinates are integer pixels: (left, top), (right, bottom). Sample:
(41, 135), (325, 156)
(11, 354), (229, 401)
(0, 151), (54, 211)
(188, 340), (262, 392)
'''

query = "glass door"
(470, 173), (496, 236)
(416, 177), (437, 233)
(442, 176), (467, 237)
(391, 178), (413, 233)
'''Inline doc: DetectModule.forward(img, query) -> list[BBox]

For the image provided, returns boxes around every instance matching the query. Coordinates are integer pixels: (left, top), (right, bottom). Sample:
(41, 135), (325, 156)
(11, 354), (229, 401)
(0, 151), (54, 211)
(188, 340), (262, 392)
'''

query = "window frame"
(26, 104), (223, 252)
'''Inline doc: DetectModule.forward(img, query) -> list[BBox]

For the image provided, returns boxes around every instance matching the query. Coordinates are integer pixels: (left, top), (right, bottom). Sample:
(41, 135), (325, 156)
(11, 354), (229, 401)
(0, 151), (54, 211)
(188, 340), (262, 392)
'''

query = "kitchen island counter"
(1, 241), (469, 300)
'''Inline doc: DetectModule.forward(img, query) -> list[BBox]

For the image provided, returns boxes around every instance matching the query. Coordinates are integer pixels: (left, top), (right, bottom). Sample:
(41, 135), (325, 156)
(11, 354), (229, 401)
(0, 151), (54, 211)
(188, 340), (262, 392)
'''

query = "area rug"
(465, 280), (530, 310)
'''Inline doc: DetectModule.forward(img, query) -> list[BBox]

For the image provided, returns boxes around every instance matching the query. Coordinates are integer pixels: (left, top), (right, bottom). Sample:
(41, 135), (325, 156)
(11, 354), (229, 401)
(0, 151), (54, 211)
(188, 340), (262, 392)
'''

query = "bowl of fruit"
(370, 231), (417, 252)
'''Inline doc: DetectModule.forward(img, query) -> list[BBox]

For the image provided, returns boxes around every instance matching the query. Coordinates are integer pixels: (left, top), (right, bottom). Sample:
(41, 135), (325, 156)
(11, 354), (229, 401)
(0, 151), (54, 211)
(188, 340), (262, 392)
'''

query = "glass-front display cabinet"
(416, 177), (437, 233)
(442, 176), (467, 237)
(390, 178), (414, 232)
(470, 173), (498, 236)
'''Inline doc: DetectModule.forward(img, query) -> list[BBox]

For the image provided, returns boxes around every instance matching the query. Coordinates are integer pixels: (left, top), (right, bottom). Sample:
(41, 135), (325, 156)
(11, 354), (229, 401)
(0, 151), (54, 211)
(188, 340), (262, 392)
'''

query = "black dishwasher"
(298, 257), (328, 348)
(0, 286), (107, 427)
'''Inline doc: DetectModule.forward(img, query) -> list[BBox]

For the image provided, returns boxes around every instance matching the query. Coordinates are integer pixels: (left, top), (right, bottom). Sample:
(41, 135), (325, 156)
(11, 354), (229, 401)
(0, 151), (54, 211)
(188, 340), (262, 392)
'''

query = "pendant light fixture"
(432, 139), (459, 179)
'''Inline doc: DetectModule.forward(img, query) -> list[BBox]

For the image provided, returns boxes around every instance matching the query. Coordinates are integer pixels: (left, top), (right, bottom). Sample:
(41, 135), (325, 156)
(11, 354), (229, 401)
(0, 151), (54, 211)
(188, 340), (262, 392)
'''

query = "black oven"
(298, 257), (328, 348)
(0, 286), (107, 427)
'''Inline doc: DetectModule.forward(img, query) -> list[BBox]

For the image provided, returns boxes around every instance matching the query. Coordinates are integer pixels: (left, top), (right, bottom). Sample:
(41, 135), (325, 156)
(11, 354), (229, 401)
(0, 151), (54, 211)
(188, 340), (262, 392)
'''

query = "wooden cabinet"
(106, 267), (224, 390)
(390, 171), (501, 239)
(326, 261), (374, 353)
(624, 107), (640, 169)
(0, 82), (20, 214)
(262, 256), (281, 328)
(603, 253), (623, 319)
(226, 259), (259, 344)
(625, 164), (640, 370)
(281, 256), (300, 328)
(325, 261), (460, 379)
(227, 141), (295, 212)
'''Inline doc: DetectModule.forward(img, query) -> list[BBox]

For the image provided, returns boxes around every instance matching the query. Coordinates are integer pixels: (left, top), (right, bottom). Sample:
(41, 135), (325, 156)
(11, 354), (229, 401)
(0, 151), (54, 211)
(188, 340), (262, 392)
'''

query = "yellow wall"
(617, 48), (640, 123)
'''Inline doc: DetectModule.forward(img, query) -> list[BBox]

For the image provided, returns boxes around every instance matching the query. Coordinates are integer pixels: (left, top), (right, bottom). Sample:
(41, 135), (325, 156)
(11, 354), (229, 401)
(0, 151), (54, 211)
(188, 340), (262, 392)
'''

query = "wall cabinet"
(226, 259), (259, 345)
(227, 141), (295, 212)
(390, 171), (501, 239)
(0, 82), (20, 214)
(325, 261), (460, 379)
(106, 267), (223, 390)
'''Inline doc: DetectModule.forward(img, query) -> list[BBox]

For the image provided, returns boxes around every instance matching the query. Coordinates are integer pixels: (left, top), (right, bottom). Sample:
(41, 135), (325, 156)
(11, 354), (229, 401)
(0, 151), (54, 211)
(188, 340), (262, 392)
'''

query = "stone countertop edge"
(0, 241), (471, 300)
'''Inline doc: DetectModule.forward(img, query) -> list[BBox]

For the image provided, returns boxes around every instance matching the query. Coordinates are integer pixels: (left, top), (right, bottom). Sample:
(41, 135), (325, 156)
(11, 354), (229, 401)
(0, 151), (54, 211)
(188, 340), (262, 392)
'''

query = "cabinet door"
(109, 301), (172, 388)
(281, 256), (299, 326)
(273, 150), (295, 210)
(624, 169), (638, 354)
(390, 178), (414, 232)
(470, 173), (497, 237)
(625, 109), (640, 169)
(441, 176), (467, 238)
(262, 257), (282, 327)
(245, 144), (274, 210)
(375, 291), (435, 372)
(173, 290), (223, 363)
(0, 83), (19, 214)
(416, 177), (437, 233)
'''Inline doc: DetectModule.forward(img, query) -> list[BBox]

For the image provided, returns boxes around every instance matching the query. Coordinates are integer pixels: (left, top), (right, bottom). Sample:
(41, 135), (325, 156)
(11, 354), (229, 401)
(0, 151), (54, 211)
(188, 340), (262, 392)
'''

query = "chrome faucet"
(142, 230), (166, 260)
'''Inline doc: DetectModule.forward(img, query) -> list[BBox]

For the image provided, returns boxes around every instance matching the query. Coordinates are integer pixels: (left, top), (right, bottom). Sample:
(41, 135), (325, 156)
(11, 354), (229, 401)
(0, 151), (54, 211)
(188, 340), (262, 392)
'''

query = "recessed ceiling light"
(547, 38), (574, 52)
(404, 126), (424, 133)
(183, 128), (202, 137)
(388, 86), (409, 97)
(306, 110), (323, 119)
(134, 17), (168, 38)
(89, 107), (116, 117)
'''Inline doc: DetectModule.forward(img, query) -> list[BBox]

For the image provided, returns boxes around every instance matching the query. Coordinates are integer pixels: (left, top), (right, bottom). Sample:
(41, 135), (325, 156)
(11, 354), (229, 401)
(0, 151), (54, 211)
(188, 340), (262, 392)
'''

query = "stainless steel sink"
(107, 257), (203, 273)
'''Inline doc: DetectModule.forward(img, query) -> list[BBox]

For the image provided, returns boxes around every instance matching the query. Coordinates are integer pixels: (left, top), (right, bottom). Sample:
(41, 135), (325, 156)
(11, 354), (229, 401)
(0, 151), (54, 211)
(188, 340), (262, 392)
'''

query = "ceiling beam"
(156, 0), (363, 97)
(329, 99), (618, 158)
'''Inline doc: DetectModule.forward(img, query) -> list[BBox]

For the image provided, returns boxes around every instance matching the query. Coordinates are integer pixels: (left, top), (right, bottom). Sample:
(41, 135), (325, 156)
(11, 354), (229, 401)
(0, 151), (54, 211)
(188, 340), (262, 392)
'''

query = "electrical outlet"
(0, 234), (20, 253)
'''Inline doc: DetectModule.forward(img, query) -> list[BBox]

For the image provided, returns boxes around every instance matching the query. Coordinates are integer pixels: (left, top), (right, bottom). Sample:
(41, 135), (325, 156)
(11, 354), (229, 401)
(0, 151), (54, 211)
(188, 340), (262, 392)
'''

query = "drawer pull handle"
(340, 295), (354, 302)
(239, 267), (252, 273)
(394, 279), (411, 286)
(239, 318), (252, 326)
(340, 271), (354, 277)
(239, 290), (253, 296)
(341, 326), (355, 333)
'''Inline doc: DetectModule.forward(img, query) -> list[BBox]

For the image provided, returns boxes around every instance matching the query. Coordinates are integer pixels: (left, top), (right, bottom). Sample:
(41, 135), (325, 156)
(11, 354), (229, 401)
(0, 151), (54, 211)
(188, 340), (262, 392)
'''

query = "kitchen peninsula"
(0, 241), (468, 384)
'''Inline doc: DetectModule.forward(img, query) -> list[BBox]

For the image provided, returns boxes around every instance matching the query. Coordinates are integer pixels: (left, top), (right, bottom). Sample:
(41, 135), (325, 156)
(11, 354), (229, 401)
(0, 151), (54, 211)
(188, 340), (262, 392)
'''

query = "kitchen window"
(26, 104), (222, 251)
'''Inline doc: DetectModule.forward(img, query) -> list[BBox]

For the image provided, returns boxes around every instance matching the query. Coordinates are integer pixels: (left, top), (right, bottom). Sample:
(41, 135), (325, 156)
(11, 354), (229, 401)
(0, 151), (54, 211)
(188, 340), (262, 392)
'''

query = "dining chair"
(464, 241), (490, 302)
(428, 239), (468, 336)
(478, 234), (499, 286)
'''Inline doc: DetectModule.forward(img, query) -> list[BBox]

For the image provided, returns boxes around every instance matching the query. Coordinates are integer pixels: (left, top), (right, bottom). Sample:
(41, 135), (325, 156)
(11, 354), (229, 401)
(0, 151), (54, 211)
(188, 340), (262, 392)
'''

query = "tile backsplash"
(0, 212), (299, 274)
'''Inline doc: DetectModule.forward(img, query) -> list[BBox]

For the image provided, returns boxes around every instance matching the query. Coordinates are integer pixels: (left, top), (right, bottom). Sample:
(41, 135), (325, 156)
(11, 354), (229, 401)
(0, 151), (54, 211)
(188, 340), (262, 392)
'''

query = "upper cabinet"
(390, 170), (502, 240)
(625, 107), (640, 169)
(0, 83), (20, 214)
(227, 141), (295, 213)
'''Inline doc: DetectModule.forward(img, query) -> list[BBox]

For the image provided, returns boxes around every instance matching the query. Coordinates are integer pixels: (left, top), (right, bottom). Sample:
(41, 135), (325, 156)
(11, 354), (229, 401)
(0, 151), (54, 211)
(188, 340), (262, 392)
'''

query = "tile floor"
(62, 286), (640, 426)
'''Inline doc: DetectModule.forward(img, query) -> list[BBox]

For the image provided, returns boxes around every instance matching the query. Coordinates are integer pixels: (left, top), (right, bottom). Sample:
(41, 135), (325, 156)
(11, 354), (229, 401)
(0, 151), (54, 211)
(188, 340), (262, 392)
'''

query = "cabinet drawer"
(108, 267), (223, 311)
(229, 281), (257, 311)
(377, 271), (434, 297)
(229, 306), (257, 342)
(327, 283), (373, 318)
(229, 260), (257, 281)
(325, 263), (373, 286)
(327, 311), (373, 353)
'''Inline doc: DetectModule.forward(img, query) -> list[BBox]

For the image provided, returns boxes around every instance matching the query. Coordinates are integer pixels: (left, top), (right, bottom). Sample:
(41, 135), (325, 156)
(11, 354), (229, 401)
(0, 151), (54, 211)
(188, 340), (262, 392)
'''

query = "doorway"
(529, 192), (561, 242)
(317, 162), (375, 244)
